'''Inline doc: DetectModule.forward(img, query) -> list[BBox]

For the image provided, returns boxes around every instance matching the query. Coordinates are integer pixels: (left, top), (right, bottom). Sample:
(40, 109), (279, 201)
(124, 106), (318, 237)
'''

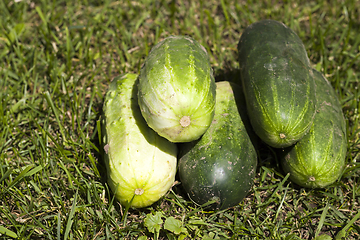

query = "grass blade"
(315, 202), (330, 237)
(43, 91), (68, 143)
(0, 226), (18, 238)
(335, 210), (360, 239)
(64, 189), (78, 240)
(7, 165), (34, 189)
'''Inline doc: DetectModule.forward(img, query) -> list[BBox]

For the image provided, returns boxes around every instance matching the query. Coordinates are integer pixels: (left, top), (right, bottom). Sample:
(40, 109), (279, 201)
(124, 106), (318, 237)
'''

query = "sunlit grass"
(0, 0), (359, 239)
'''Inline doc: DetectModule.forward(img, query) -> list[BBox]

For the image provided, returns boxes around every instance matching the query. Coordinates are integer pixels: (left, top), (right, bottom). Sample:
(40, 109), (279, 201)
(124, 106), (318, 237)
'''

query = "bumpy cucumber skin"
(237, 19), (316, 148)
(279, 70), (347, 188)
(178, 81), (257, 210)
(138, 35), (216, 143)
(101, 73), (177, 208)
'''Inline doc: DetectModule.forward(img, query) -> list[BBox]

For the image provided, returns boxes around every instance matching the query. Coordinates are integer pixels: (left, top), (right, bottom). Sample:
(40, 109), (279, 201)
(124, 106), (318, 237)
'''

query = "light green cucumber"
(101, 73), (177, 208)
(138, 35), (216, 143)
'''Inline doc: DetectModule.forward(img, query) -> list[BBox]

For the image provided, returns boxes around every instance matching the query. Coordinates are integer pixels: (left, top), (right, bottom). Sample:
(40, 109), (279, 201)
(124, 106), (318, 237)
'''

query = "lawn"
(0, 0), (359, 239)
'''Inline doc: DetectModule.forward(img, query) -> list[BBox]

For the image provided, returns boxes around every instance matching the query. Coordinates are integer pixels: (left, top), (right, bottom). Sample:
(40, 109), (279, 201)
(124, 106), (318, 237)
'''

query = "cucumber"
(237, 19), (316, 148)
(138, 35), (216, 143)
(279, 69), (347, 188)
(178, 81), (257, 210)
(101, 73), (177, 208)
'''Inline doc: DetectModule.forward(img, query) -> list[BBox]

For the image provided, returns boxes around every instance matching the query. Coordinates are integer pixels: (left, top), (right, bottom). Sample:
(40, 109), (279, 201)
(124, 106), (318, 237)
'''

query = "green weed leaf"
(313, 234), (332, 240)
(144, 212), (163, 234)
(285, 234), (304, 240)
(164, 217), (188, 235)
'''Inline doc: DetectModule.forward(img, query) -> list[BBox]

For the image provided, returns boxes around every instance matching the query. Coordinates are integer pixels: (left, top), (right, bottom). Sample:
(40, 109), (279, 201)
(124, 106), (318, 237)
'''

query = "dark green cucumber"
(279, 69), (347, 188)
(237, 19), (316, 148)
(178, 81), (257, 210)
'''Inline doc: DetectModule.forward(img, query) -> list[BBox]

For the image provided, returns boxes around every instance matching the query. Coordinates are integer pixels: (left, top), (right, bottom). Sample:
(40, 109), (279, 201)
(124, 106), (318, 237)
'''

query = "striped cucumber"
(279, 69), (347, 188)
(138, 35), (216, 143)
(237, 19), (316, 148)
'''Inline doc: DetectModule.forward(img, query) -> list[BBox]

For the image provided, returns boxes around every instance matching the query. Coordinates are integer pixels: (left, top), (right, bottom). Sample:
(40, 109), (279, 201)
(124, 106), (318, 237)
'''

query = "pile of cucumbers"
(101, 19), (347, 210)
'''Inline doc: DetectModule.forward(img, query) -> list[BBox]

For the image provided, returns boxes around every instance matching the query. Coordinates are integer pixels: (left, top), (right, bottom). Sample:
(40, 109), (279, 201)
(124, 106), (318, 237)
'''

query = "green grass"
(0, 0), (359, 239)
